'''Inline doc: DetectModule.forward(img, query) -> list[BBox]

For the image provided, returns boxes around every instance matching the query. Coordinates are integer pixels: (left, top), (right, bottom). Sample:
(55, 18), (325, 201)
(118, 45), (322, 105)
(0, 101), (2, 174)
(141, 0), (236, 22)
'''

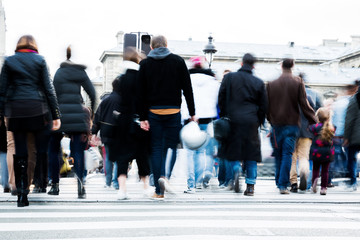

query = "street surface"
(1, 150), (360, 239)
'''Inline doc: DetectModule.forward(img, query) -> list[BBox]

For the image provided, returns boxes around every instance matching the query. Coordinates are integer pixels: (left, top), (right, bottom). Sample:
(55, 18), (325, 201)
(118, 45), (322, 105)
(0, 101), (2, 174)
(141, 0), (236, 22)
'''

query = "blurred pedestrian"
(0, 116), (10, 192)
(181, 56), (219, 193)
(48, 46), (95, 198)
(218, 53), (267, 196)
(309, 107), (335, 195)
(91, 81), (120, 191)
(328, 83), (358, 186)
(267, 58), (316, 194)
(138, 35), (196, 199)
(0, 35), (61, 207)
(111, 47), (151, 200)
(343, 82), (360, 191)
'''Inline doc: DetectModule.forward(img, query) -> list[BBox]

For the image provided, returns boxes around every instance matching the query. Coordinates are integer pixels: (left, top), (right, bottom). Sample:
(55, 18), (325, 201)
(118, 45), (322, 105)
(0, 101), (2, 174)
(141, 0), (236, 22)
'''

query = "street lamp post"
(203, 35), (217, 68)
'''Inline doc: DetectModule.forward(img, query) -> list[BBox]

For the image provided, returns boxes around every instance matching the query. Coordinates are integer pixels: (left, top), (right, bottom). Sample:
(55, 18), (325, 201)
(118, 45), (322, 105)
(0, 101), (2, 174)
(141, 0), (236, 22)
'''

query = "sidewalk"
(1, 172), (359, 204)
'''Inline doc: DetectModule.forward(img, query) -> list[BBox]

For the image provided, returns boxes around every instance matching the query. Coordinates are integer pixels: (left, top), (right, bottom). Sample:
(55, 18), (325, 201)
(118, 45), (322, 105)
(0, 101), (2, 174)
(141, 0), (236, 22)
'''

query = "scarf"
(16, 49), (38, 53)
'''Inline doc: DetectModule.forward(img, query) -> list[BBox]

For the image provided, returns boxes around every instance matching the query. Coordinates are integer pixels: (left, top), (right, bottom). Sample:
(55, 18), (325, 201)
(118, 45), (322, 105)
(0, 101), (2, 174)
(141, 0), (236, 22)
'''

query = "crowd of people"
(0, 34), (359, 207)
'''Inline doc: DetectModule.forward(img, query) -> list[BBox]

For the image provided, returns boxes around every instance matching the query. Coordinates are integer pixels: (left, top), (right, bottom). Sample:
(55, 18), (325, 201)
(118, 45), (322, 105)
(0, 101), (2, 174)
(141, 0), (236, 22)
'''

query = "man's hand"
(189, 115), (198, 123)
(51, 119), (61, 131)
(140, 120), (150, 131)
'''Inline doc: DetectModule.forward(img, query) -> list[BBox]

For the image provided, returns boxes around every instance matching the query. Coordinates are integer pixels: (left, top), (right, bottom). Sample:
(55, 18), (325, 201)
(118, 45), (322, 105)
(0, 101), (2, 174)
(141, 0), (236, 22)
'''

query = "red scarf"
(16, 49), (38, 53)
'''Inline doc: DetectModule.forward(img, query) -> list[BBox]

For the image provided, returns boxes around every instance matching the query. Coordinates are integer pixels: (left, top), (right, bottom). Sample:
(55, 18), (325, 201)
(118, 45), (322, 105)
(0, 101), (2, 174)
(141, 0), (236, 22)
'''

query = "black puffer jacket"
(0, 52), (60, 119)
(53, 61), (96, 133)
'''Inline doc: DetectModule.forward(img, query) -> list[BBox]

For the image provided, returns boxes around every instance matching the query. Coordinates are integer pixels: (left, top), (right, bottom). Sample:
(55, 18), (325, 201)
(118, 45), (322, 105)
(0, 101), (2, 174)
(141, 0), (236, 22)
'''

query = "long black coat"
(218, 64), (268, 162)
(53, 61), (95, 133)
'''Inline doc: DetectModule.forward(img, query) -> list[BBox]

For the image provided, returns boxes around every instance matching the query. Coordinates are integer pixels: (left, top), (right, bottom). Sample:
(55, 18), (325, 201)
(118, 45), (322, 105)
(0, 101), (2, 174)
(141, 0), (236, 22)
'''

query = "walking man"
(138, 35), (196, 199)
(267, 59), (316, 194)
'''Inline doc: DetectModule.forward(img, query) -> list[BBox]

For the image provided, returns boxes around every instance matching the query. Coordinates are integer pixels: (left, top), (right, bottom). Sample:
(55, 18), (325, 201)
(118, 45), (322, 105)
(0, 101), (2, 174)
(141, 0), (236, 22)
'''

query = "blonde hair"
(15, 35), (38, 52)
(316, 107), (334, 143)
(150, 35), (167, 49)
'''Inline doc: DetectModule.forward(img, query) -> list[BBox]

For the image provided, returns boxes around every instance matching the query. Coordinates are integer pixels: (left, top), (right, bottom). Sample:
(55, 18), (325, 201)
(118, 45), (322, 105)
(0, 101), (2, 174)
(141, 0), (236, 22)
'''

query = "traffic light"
(123, 33), (152, 58)
(141, 34), (151, 55)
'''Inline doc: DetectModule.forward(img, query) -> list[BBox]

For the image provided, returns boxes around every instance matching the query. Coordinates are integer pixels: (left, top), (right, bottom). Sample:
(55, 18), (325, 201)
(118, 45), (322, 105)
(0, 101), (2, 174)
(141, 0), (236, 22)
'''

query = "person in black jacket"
(218, 53), (268, 196)
(138, 35), (196, 199)
(91, 79), (121, 190)
(0, 35), (61, 207)
(47, 46), (95, 198)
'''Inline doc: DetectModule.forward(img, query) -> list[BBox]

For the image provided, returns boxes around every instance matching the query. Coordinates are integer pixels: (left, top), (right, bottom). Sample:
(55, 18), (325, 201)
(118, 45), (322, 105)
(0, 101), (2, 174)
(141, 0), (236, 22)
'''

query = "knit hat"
(190, 56), (206, 69)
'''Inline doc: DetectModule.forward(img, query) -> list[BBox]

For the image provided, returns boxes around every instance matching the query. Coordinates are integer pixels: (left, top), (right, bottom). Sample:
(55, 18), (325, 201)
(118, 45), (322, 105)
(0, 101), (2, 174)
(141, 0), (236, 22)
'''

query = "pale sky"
(2, 0), (360, 78)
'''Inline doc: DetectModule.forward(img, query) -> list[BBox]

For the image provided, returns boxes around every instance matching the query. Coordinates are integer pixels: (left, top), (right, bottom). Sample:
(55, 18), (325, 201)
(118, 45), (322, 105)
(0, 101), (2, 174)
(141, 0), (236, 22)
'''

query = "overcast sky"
(2, 0), (360, 78)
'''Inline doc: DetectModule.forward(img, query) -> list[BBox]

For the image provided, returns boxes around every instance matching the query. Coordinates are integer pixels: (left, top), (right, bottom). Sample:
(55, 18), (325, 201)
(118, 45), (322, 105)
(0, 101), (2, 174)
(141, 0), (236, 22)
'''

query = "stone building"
(99, 31), (360, 103)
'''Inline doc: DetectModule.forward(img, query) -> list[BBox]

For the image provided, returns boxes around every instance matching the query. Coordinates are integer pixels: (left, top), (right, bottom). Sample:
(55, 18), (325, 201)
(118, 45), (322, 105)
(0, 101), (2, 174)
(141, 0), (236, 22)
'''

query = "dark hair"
(66, 45), (71, 60)
(282, 58), (294, 69)
(112, 78), (121, 92)
(124, 47), (141, 64)
(242, 53), (256, 66)
(15, 35), (38, 52)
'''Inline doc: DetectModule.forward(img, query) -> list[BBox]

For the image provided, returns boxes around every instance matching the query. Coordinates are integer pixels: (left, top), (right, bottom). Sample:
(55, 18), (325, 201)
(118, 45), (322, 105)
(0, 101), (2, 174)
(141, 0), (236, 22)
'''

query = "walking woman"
(48, 46), (95, 198)
(0, 35), (61, 207)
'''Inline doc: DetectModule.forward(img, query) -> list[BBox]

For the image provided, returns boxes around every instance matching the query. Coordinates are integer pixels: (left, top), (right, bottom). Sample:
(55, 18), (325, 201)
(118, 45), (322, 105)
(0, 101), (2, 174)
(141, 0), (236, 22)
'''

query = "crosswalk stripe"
(0, 210), (359, 219)
(38, 237), (360, 240)
(0, 219), (359, 232)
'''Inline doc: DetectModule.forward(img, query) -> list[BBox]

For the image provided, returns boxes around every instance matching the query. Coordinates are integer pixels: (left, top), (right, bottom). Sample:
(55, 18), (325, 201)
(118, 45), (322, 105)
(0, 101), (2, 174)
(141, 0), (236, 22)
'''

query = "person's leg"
(6, 130), (16, 192)
(186, 149), (195, 190)
(26, 133), (37, 189)
(278, 126), (298, 191)
(244, 160), (257, 196)
(312, 161), (321, 193)
(166, 148), (177, 179)
(0, 152), (9, 190)
(297, 138), (312, 191)
(112, 162), (119, 189)
(289, 141), (299, 191)
(12, 131), (29, 207)
(290, 140), (299, 186)
(320, 162), (330, 189)
(148, 113), (164, 196)
(70, 134), (87, 198)
(244, 160), (258, 185)
(104, 144), (113, 187)
(33, 127), (51, 192)
(47, 132), (63, 195)
(347, 146), (358, 187)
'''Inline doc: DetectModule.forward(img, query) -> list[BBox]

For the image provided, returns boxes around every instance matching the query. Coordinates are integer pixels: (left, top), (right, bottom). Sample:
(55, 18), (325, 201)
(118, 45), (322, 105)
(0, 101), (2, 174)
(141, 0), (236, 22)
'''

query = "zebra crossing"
(0, 202), (360, 239)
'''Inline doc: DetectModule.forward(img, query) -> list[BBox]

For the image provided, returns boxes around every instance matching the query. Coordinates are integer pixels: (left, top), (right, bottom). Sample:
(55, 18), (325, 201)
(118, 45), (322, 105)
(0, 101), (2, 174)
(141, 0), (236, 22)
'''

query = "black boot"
(14, 155), (29, 207)
(234, 171), (241, 193)
(77, 177), (86, 199)
(47, 183), (60, 195)
(33, 153), (48, 193)
(244, 184), (254, 196)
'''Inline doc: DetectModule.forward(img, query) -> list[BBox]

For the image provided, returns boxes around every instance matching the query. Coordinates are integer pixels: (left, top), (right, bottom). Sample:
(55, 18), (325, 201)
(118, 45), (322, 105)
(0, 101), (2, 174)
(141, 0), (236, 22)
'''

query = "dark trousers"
(347, 145), (360, 185)
(148, 112), (181, 195)
(312, 161), (330, 189)
(48, 132), (64, 184)
(13, 128), (50, 189)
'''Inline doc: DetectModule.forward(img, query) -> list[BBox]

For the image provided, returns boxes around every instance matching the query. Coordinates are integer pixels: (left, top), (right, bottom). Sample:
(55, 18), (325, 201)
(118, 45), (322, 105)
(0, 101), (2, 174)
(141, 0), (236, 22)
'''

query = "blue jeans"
(230, 160), (257, 184)
(347, 145), (360, 186)
(104, 144), (119, 188)
(148, 112), (181, 195)
(218, 159), (233, 186)
(0, 152), (9, 188)
(329, 139), (348, 183)
(271, 126), (299, 189)
(166, 148), (177, 180)
(186, 123), (215, 189)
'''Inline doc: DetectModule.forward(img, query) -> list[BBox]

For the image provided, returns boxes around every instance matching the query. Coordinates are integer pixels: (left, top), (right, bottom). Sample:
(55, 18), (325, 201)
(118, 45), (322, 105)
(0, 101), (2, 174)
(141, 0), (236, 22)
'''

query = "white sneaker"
(184, 188), (196, 194)
(117, 191), (128, 200)
(143, 188), (153, 198)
